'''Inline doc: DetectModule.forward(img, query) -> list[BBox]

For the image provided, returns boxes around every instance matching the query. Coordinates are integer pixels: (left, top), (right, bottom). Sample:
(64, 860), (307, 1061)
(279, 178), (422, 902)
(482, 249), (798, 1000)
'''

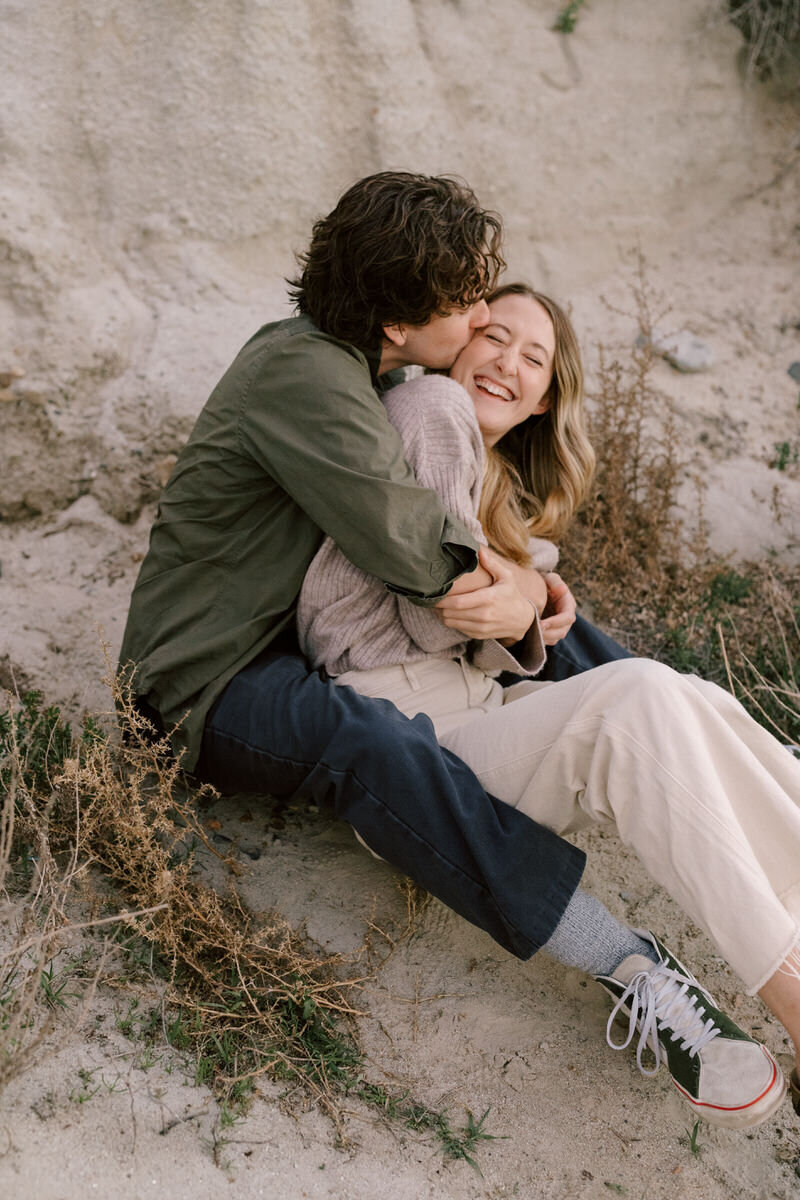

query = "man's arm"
(240, 332), (479, 602)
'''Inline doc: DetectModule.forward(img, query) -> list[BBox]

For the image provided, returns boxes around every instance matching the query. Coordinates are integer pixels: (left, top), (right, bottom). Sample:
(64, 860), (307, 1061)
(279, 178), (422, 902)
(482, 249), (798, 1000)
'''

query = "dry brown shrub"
(0, 694), (124, 1095)
(1, 672), (433, 1130)
(559, 271), (800, 745)
(0, 768), (75, 1093)
(560, 266), (706, 630)
(727, 0), (800, 82)
(563, 342), (687, 614)
(717, 572), (800, 739)
(57, 690), (367, 1118)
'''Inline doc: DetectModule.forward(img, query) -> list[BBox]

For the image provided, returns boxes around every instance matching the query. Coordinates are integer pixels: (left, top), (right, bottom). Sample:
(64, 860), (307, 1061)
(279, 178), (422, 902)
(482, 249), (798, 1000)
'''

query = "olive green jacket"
(118, 316), (479, 769)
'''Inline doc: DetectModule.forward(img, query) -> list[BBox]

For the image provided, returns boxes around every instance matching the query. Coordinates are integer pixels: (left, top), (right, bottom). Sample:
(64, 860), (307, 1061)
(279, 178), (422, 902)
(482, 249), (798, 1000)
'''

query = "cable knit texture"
(297, 374), (553, 677)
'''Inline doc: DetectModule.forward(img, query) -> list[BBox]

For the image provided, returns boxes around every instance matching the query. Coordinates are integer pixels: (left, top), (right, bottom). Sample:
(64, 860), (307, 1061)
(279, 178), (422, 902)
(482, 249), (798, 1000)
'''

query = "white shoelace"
(606, 963), (722, 1077)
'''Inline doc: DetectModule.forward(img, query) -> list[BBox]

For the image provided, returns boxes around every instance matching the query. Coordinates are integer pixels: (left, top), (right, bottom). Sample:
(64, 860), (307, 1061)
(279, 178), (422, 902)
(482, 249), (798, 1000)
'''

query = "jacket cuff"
(385, 516), (479, 605)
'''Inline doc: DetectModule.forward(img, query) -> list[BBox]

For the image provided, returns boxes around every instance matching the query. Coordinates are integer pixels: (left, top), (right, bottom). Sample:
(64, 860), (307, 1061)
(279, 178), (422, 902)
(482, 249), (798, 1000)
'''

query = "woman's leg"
(536, 613), (633, 680)
(759, 952), (800, 1082)
(337, 656), (796, 1125)
(507, 660), (800, 1124)
(440, 657), (800, 994)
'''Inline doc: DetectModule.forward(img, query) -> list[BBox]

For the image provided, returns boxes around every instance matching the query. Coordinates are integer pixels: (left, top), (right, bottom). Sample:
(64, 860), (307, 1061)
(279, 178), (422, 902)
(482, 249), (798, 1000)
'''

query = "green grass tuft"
(554, 0), (587, 34)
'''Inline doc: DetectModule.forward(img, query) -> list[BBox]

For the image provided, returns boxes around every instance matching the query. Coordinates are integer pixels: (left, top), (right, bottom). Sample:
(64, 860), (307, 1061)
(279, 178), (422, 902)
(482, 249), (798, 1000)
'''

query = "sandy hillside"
(1, 1), (800, 1198)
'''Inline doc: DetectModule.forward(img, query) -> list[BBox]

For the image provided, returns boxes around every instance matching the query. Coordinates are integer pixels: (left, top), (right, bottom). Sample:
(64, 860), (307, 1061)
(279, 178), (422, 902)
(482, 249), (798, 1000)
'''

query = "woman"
(298, 284), (800, 1128)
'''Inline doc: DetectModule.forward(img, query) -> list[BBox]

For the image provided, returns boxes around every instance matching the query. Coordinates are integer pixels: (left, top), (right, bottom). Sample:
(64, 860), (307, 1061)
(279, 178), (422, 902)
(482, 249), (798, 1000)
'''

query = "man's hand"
(435, 546), (540, 643)
(540, 571), (577, 646)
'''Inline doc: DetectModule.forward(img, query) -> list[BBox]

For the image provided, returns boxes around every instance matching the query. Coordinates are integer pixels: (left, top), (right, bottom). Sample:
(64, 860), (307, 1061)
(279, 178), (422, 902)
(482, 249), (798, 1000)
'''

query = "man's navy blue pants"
(195, 616), (631, 960)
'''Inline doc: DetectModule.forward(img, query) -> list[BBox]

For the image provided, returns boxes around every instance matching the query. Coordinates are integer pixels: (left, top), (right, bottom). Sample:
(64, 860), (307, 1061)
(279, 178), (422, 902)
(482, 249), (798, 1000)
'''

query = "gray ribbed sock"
(542, 887), (659, 977)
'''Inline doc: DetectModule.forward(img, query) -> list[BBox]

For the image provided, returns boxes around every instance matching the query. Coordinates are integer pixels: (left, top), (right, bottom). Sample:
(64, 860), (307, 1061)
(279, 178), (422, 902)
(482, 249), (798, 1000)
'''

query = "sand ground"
(1, 2), (800, 1197)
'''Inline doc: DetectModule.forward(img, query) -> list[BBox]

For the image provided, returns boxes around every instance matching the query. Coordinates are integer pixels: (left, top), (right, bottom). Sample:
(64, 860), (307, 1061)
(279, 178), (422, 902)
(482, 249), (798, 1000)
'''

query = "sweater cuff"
(471, 608), (547, 678)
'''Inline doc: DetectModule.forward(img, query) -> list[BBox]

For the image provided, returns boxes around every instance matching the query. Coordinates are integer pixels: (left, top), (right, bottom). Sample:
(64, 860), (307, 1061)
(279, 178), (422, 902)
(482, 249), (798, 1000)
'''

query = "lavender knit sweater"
(296, 374), (555, 678)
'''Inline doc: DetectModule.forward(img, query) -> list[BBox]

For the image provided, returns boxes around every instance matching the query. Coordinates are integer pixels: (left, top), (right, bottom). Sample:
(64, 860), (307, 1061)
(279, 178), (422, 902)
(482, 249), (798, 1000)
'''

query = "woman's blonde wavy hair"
(477, 284), (595, 564)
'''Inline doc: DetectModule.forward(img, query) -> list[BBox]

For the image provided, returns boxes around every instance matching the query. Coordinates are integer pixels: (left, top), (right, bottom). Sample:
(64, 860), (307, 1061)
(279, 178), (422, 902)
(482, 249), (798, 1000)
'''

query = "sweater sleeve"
(297, 374), (547, 675)
(384, 378), (489, 654)
(527, 536), (559, 573)
(387, 377), (546, 674)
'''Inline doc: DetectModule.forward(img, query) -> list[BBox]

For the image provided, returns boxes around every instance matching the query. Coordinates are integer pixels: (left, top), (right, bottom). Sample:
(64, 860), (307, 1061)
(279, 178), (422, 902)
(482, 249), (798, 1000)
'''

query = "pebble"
(787, 362), (800, 383)
(637, 327), (714, 372)
(0, 367), (24, 388)
(154, 454), (178, 488)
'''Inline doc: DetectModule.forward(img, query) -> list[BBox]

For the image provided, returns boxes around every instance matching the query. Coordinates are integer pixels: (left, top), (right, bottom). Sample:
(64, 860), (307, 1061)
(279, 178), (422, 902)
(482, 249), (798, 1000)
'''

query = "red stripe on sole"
(671, 1046), (781, 1113)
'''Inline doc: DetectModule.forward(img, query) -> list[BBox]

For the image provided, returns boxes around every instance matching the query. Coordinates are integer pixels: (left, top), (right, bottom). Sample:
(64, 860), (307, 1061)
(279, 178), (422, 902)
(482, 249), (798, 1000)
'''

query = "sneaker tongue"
(612, 953), (658, 986)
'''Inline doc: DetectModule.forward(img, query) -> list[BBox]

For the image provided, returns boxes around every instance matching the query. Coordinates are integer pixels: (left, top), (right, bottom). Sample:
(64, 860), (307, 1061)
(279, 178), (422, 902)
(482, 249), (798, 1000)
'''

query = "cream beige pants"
(335, 656), (800, 992)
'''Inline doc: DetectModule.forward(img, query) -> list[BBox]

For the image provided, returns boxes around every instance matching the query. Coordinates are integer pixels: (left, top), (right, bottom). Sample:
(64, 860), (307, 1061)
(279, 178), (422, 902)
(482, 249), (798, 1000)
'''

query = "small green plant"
(440, 1107), (498, 1170)
(218, 1099), (243, 1130)
(39, 961), (76, 1011)
(0, 691), (74, 809)
(164, 1009), (198, 1053)
(136, 1044), (160, 1071)
(70, 1066), (101, 1104)
(114, 998), (140, 1038)
(680, 1118), (703, 1156)
(353, 1083), (498, 1169)
(708, 568), (752, 608)
(554, 0), (587, 33)
(770, 440), (799, 470)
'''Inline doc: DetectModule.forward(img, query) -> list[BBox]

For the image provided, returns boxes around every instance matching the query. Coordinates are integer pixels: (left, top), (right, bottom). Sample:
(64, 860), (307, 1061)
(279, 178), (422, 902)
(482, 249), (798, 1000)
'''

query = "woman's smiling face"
(449, 292), (555, 446)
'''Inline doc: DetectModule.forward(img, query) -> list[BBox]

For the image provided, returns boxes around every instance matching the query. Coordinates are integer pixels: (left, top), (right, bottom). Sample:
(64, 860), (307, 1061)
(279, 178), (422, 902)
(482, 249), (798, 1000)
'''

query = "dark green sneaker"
(595, 931), (786, 1129)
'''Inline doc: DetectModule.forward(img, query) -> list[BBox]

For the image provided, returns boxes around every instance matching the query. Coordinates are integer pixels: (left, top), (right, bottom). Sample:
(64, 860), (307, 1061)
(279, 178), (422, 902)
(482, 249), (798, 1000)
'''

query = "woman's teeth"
(477, 377), (513, 401)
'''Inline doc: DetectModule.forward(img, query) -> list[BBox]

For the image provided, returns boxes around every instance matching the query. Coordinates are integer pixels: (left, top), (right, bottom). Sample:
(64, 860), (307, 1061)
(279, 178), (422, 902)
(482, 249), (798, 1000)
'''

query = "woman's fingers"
(540, 573), (577, 645)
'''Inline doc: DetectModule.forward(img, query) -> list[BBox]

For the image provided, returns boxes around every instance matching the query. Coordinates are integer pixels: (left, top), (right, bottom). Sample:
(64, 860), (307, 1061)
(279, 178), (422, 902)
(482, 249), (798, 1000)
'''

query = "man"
(120, 171), (583, 956)
(119, 174), (777, 1126)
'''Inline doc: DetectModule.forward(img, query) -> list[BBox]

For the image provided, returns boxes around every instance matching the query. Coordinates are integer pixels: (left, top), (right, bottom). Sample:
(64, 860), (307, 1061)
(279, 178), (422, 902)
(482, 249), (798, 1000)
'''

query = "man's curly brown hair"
(287, 171), (505, 349)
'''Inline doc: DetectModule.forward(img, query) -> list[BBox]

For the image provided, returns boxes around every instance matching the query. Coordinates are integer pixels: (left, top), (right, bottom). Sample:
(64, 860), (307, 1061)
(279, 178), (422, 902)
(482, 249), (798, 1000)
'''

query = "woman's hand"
(540, 572), (577, 646)
(435, 546), (541, 642)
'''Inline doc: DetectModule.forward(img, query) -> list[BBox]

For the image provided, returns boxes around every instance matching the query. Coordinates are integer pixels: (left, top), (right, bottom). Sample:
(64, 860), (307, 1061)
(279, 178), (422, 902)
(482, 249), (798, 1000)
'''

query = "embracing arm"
(239, 332), (479, 602)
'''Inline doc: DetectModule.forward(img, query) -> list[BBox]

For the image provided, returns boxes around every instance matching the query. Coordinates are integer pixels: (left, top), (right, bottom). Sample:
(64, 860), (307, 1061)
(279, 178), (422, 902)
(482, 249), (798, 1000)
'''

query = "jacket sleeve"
(237, 334), (478, 603)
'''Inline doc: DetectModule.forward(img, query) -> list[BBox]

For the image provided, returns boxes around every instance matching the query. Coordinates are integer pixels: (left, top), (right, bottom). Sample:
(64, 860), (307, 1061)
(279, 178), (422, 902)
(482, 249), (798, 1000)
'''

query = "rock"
(788, 362), (800, 383)
(18, 388), (46, 406)
(0, 367), (24, 388)
(154, 454), (178, 488)
(638, 327), (714, 373)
